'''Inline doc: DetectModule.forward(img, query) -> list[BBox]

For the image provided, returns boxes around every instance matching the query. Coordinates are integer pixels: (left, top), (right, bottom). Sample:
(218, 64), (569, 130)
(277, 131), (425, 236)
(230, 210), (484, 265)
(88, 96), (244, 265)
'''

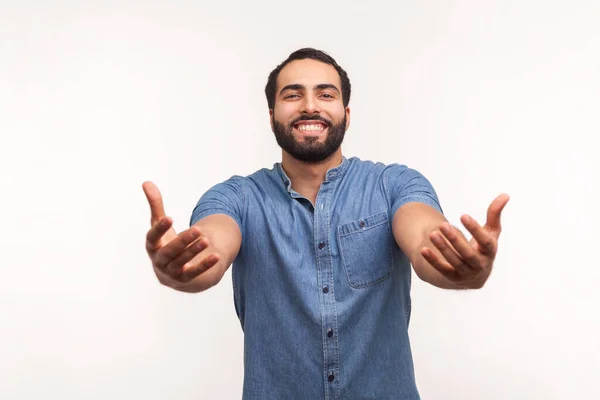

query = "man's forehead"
(277, 59), (341, 88)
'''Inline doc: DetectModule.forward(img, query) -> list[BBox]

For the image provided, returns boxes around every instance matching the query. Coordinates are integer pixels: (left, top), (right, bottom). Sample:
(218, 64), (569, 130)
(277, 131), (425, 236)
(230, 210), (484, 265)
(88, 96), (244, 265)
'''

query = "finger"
(484, 193), (510, 234)
(154, 227), (202, 268)
(420, 246), (460, 282)
(440, 222), (484, 267)
(146, 216), (173, 252)
(164, 236), (210, 273)
(175, 253), (220, 283)
(142, 181), (166, 224)
(429, 229), (472, 274)
(460, 215), (497, 255)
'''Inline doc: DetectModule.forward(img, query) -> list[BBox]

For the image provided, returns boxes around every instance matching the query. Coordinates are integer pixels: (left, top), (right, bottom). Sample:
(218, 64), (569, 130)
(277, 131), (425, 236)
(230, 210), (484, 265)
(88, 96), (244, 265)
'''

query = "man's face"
(270, 59), (350, 163)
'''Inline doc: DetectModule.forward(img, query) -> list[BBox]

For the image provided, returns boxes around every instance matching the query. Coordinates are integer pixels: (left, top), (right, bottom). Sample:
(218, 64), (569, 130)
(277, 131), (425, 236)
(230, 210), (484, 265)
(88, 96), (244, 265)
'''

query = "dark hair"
(265, 48), (351, 110)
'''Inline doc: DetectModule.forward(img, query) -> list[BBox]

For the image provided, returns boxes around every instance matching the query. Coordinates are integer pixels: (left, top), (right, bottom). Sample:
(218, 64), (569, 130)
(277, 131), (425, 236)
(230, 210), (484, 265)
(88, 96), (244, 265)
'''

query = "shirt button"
(327, 328), (334, 338)
(322, 286), (329, 293)
(359, 220), (366, 228)
(328, 373), (335, 382)
(318, 241), (325, 249)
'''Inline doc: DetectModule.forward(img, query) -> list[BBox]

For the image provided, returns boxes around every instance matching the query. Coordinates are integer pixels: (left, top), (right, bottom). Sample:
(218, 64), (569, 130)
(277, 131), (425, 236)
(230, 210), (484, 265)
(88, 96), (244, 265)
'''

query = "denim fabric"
(190, 157), (442, 400)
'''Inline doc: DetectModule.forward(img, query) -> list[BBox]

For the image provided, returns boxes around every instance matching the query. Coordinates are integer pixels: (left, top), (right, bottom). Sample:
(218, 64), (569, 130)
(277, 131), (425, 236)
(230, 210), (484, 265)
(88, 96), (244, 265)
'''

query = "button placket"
(314, 183), (341, 399)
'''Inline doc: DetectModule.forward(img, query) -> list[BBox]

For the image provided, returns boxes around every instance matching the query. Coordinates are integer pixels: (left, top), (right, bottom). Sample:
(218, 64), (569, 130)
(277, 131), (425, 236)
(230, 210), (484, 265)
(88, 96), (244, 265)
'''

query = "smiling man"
(143, 48), (509, 399)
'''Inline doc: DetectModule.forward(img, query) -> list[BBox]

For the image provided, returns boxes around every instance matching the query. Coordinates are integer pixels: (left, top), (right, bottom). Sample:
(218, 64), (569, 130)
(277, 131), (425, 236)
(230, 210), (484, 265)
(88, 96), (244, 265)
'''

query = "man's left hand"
(420, 193), (510, 289)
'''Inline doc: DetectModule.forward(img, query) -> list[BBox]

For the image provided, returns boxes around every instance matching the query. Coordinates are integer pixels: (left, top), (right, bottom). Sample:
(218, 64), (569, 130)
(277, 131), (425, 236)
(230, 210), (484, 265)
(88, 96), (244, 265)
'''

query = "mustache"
(291, 115), (332, 127)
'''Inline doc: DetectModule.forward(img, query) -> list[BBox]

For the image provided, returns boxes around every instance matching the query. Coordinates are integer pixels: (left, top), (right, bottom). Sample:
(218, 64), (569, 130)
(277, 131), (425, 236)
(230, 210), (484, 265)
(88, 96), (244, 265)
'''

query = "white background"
(1, 1), (599, 399)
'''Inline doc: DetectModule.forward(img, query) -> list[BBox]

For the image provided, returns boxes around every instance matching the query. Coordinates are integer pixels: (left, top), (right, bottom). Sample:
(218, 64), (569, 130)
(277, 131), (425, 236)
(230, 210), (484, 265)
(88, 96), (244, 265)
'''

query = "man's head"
(265, 48), (351, 163)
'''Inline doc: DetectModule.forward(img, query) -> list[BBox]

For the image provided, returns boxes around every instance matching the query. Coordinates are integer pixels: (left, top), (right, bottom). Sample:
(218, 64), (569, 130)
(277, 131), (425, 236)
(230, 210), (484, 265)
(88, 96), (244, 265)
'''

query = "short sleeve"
(384, 164), (443, 216)
(189, 176), (245, 233)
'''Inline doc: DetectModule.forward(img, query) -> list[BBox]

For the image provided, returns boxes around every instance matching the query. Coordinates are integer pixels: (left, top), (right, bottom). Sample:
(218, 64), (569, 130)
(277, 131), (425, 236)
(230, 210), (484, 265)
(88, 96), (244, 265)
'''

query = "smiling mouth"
(293, 121), (329, 134)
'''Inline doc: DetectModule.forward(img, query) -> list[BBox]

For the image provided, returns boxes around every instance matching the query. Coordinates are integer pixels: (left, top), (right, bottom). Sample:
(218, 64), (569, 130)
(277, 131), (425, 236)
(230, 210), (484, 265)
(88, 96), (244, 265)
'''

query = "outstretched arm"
(392, 194), (510, 290)
(143, 181), (242, 293)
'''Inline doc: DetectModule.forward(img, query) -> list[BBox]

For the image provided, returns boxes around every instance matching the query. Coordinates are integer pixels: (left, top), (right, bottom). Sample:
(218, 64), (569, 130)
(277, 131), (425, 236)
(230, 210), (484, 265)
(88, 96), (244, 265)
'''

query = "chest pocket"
(337, 210), (394, 288)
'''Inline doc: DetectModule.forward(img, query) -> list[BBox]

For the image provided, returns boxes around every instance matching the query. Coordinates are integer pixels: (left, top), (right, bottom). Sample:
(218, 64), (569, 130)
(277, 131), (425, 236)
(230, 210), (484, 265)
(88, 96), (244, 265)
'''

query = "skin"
(143, 58), (509, 291)
(142, 182), (241, 293)
(393, 196), (509, 289)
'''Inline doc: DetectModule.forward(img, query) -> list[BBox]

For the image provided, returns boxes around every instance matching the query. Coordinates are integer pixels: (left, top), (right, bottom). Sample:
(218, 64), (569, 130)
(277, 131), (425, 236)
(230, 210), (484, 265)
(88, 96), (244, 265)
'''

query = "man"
(143, 48), (509, 399)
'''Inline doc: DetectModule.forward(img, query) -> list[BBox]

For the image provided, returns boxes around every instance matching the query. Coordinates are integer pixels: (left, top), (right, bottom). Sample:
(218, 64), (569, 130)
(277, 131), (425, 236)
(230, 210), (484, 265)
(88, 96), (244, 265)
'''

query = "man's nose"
(300, 95), (321, 114)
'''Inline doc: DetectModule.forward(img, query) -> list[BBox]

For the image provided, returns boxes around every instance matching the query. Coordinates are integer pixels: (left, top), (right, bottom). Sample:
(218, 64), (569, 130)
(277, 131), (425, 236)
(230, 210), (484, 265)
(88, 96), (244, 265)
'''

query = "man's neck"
(281, 150), (343, 205)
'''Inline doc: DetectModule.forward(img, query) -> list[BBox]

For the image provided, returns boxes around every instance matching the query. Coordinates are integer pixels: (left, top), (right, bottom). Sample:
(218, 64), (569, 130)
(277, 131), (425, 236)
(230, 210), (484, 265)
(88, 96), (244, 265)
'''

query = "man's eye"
(321, 94), (334, 98)
(285, 94), (300, 99)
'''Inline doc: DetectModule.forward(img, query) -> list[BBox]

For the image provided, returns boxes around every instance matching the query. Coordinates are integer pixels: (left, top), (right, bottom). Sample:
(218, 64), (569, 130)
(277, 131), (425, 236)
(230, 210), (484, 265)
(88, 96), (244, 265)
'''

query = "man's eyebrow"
(315, 84), (340, 94)
(279, 83), (341, 96)
(279, 84), (305, 96)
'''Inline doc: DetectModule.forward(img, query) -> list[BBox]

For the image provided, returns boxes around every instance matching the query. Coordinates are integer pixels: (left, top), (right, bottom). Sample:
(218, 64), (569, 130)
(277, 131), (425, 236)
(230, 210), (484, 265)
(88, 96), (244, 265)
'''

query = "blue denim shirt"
(190, 156), (442, 399)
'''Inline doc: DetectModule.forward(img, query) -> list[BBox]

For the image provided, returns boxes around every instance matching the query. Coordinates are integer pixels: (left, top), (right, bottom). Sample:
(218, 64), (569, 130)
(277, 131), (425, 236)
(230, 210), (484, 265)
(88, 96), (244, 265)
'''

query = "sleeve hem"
(190, 208), (243, 234)
(392, 195), (443, 216)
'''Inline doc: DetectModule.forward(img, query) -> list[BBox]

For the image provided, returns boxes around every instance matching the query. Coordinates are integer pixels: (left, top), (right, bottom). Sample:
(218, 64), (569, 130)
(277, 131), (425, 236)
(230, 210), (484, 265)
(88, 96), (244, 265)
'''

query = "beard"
(272, 113), (347, 163)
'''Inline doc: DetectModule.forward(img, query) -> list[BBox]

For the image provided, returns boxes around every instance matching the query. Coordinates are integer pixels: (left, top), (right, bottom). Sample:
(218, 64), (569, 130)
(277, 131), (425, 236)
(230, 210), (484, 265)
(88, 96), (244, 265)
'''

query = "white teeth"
(297, 124), (325, 132)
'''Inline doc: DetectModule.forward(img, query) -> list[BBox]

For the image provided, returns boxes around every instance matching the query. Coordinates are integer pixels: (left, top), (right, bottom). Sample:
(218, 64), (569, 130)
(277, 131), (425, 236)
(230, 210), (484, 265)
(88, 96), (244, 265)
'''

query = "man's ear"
(345, 106), (351, 131)
(269, 109), (274, 132)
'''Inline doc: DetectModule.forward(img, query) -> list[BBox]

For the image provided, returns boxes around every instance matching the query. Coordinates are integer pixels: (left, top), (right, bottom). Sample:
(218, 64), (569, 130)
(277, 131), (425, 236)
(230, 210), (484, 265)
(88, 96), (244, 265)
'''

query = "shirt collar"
(276, 156), (350, 190)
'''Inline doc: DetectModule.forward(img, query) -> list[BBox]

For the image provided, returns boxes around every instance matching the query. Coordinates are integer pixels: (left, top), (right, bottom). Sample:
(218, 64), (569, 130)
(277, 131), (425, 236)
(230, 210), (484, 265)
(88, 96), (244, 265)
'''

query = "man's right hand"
(142, 181), (220, 289)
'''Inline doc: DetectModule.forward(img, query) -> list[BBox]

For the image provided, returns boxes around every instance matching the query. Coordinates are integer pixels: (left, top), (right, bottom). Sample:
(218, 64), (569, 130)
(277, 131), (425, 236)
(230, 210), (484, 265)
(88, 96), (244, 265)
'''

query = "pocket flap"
(338, 210), (388, 237)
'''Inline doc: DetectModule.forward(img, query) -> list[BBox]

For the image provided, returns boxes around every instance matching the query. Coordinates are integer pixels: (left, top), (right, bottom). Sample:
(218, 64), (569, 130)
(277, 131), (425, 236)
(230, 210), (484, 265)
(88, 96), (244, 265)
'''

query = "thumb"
(485, 193), (510, 235)
(142, 181), (166, 224)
